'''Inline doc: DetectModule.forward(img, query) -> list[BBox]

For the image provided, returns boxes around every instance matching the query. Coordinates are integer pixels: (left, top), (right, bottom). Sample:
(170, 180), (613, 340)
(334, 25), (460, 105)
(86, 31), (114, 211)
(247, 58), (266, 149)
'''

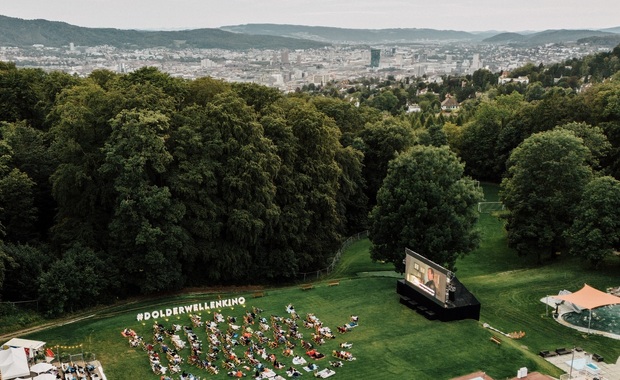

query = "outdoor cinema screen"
(404, 248), (449, 305)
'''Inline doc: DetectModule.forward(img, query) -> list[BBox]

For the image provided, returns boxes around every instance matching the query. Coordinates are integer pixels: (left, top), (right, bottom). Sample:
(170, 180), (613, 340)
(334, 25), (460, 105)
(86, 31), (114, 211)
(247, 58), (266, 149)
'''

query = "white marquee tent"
(1, 338), (46, 359)
(0, 347), (30, 380)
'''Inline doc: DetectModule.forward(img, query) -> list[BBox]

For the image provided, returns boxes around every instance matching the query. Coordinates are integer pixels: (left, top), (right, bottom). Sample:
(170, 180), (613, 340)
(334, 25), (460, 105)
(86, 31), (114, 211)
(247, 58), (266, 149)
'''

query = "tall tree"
(0, 134), (37, 243)
(369, 145), (482, 272)
(555, 121), (610, 170)
(49, 82), (114, 250)
(311, 97), (366, 146)
(358, 117), (416, 205)
(282, 99), (344, 271)
(566, 176), (620, 266)
(1, 121), (56, 239)
(500, 130), (593, 261)
(459, 92), (525, 181)
(259, 97), (347, 274)
(38, 243), (106, 316)
(196, 93), (280, 281)
(100, 109), (186, 294)
(1, 243), (51, 301)
(334, 145), (368, 235)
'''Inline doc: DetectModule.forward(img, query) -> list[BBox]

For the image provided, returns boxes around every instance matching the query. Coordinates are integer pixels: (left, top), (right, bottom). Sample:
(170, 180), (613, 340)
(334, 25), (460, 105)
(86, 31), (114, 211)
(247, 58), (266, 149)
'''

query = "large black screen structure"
(404, 248), (450, 305)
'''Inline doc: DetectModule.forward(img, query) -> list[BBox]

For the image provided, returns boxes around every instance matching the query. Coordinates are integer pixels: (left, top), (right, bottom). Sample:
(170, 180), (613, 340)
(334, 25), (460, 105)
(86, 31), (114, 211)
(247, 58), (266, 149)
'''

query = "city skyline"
(1, 0), (618, 33)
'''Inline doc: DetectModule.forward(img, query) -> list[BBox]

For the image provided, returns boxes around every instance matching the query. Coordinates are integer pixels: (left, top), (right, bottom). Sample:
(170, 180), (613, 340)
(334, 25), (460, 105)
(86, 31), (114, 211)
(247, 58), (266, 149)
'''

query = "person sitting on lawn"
(227, 369), (246, 377)
(333, 350), (355, 361)
(292, 355), (307, 365)
(306, 349), (325, 360)
(287, 366), (303, 378)
(274, 360), (285, 369)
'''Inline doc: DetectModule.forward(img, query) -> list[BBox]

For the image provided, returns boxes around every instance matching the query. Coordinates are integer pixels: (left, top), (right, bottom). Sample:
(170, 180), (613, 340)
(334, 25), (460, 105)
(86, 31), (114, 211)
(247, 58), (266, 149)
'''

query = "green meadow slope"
(19, 183), (620, 379)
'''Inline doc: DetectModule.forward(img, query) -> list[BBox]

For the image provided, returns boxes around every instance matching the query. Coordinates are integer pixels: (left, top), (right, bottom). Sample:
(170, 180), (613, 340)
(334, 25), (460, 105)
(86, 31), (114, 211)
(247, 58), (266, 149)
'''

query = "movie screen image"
(404, 248), (449, 305)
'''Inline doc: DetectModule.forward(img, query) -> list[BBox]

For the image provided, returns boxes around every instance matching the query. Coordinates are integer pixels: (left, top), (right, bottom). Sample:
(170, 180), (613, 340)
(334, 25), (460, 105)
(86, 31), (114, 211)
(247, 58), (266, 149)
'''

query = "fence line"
(298, 230), (368, 282)
(0, 299), (39, 312)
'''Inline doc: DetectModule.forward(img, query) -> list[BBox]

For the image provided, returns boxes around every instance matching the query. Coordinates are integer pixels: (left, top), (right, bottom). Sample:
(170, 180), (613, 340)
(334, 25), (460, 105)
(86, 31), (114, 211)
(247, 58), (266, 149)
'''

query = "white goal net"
(477, 202), (505, 213)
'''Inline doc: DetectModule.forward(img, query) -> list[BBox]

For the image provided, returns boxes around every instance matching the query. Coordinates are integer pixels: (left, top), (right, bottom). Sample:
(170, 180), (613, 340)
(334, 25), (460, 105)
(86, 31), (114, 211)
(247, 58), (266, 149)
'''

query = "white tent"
(2, 338), (46, 359)
(33, 374), (56, 380)
(30, 362), (54, 374)
(0, 347), (30, 380)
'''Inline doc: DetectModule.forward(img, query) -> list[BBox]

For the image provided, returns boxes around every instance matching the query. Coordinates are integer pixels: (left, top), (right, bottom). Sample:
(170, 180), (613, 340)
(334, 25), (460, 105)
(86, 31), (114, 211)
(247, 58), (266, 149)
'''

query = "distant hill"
(0, 15), (329, 49)
(483, 32), (527, 43)
(600, 26), (620, 34)
(220, 24), (479, 44)
(1, 16), (618, 49)
(483, 29), (617, 45)
(578, 35), (620, 47)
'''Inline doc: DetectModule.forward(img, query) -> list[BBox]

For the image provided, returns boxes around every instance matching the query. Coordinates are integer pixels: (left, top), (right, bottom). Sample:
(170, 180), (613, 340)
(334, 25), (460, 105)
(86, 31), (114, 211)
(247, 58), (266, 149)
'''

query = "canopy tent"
(33, 374), (56, 380)
(0, 347), (30, 380)
(30, 362), (54, 374)
(1, 338), (46, 359)
(552, 284), (620, 333)
(553, 284), (620, 309)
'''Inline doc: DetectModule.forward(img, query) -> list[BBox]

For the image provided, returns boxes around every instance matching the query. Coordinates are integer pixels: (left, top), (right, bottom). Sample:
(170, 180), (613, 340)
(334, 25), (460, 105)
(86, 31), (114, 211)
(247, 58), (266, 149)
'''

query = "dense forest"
(1, 44), (620, 316)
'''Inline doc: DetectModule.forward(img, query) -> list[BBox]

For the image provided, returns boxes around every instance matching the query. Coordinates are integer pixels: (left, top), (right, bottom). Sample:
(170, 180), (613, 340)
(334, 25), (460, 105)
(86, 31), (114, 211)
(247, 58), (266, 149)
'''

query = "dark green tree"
(38, 243), (106, 316)
(459, 92), (526, 181)
(358, 117), (416, 205)
(312, 97), (366, 146)
(555, 122), (610, 170)
(334, 145), (368, 235)
(1, 121), (56, 240)
(0, 167), (37, 243)
(500, 130), (593, 261)
(231, 82), (282, 115)
(190, 93), (280, 281)
(281, 99), (344, 271)
(48, 82), (114, 250)
(566, 176), (620, 266)
(368, 90), (400, 115)
(369, 145), (482, 272)
(100, 109), (186, 294)
(185, 76), (231, 107)
(1, 243), (51, 301)
(418, 123), (448, 147)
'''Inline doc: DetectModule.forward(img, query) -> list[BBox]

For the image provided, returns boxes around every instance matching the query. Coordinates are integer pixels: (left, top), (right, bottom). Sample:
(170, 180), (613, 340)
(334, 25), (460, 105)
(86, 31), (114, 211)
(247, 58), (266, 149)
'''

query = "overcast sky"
(1, 0), (618, 32)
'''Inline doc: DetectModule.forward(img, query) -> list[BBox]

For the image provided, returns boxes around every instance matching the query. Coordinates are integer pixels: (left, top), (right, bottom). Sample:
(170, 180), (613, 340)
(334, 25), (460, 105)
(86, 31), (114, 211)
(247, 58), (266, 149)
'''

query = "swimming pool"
(562, 304), (620, 336)
(586, 363), (601, 374)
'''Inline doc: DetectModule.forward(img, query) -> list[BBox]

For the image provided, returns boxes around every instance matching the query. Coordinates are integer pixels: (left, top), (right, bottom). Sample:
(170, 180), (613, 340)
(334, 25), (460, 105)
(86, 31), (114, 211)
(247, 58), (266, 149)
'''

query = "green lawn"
(16, 183), (620, 380)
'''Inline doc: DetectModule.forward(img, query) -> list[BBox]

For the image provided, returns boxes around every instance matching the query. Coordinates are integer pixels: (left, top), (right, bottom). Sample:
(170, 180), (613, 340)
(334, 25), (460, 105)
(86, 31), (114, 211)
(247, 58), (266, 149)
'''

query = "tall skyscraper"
(281, 49), (290, 65)
(472, 54), (481, 70)
(370, 49), (381, 68)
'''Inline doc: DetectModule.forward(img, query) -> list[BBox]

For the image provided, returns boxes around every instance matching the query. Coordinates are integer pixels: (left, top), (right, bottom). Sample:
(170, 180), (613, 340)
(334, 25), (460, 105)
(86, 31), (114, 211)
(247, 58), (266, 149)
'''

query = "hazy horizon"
(1, 0), (618, 33)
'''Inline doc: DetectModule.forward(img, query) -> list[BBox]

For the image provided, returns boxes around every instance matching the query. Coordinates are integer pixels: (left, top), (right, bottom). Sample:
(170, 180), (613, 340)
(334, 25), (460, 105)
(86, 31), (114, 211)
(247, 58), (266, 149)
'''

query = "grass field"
(14, 183), (620, 379)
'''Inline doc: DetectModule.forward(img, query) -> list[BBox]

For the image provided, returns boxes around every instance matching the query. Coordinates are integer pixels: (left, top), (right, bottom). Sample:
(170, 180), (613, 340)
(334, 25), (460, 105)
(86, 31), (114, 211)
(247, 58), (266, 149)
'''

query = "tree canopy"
(566, 176), (620, 266)
(2, 44), (620, 313)
(369, 145), (482, 272)
(500, 129), (593, 261)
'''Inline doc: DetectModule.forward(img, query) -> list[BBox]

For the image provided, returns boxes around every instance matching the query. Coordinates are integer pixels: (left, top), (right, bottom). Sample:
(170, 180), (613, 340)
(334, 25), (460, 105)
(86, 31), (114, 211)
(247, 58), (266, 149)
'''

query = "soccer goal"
(477, 202), (505, 213)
